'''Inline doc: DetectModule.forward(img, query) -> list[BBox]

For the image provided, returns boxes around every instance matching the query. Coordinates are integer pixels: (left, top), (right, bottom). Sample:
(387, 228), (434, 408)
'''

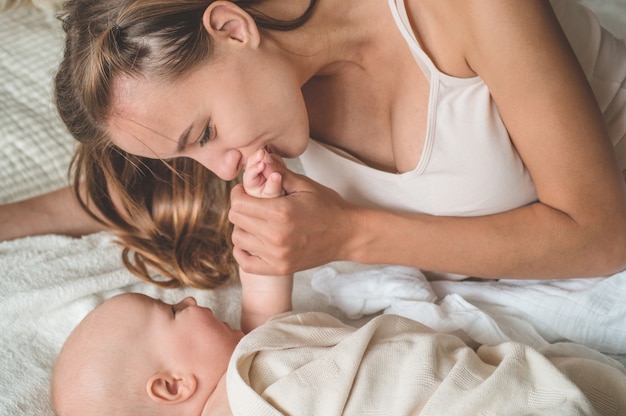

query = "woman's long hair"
(55, 0), (317, 288)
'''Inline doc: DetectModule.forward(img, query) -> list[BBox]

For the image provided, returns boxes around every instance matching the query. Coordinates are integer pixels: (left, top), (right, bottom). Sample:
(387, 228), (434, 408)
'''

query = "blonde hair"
(54, 0), (317, 288)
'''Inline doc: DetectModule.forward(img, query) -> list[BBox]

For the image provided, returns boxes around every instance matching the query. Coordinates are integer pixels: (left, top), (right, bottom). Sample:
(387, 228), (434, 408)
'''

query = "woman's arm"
(232, 156), (626, 280)
(435, 0), (626, 277)
(0, 186), (108, 242)
(230, 0), (626, 279)
(351, 0), (626, 279)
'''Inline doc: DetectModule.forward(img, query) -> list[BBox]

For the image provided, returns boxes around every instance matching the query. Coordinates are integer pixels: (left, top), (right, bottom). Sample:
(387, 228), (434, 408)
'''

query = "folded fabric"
(311, 264), (626, 372)
(311, 265), (437, 319)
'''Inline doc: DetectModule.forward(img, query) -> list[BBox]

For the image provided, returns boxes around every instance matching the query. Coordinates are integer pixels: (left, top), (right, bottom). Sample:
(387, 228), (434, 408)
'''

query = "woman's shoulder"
(401, 0), (475, 77)
(403, 0), (565, 77)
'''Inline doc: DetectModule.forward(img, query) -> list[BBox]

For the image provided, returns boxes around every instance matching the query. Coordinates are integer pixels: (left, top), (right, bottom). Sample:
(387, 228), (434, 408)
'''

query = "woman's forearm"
(0, 186), (107, 242)
(351, 200), (626, 280)
(231, 166), (626, 279)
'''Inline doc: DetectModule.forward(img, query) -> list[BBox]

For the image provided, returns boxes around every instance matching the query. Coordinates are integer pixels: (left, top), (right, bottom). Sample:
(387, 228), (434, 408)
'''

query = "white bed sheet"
(311, 264), (626, 369)
(1, 1), (625, 415)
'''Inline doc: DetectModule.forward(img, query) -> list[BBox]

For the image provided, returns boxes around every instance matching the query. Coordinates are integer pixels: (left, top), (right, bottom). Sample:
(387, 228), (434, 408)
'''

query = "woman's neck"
(262, 0), (389, 85)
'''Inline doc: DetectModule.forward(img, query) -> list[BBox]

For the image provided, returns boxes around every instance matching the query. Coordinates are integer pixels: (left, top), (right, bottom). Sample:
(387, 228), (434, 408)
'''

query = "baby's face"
(81, 293), (244, 404)
(53, 293), (244, 415)
(122, 294), (244, 384)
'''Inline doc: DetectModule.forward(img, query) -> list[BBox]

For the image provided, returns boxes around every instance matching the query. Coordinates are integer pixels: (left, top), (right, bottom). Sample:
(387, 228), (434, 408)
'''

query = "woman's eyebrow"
(177, 124), (194, 152)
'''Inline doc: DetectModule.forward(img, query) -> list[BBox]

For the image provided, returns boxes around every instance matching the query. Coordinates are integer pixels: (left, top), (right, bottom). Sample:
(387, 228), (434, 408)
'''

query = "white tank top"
(298, 0), (626, 216)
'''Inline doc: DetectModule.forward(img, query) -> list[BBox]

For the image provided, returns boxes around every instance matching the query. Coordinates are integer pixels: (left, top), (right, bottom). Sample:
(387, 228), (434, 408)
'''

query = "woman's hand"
(229, 168), (359, 275)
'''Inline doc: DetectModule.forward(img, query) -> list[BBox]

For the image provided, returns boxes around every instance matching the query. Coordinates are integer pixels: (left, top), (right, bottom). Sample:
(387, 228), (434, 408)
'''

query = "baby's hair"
(51, 298), (156, 416)
(52, 369), (152, 416)
(54, 0), (318, 288)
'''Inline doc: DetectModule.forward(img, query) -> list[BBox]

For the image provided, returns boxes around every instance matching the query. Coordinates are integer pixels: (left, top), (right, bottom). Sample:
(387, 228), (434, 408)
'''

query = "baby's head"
(51, 293), (243, 416)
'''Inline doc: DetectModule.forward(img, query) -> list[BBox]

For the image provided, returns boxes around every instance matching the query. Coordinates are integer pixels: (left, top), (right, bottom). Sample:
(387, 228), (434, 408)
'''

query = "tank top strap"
(388, 0), (439, 80)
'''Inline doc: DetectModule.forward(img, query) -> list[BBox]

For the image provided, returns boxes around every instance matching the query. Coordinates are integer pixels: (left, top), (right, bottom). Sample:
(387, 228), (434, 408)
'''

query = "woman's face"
(108, 46), (310, 181)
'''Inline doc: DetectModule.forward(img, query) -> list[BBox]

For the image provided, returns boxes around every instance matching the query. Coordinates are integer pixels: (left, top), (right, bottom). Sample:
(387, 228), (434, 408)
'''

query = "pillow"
(0, 8), (75, 204)
(0, 0), (61, 13)
(578, 0), (626, 39)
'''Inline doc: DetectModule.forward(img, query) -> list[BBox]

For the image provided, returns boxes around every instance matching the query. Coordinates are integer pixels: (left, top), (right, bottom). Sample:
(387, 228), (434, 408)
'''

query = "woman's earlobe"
(146, 372), (198, 404)
(202, 1), (260, 47)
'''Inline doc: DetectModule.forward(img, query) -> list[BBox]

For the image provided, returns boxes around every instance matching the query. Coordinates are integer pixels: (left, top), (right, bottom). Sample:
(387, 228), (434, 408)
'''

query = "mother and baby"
(1, 0), (626, 413)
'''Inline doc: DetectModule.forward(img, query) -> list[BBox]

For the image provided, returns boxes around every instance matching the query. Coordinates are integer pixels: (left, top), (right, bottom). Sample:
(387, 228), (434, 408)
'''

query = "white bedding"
(0, 8), (74, 205)
(1, 2), (625, 415)
(312, 265), (626, 368)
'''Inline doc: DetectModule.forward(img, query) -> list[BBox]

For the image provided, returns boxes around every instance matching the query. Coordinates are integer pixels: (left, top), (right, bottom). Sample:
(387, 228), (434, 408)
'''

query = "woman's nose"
(193, 149), (242, 181)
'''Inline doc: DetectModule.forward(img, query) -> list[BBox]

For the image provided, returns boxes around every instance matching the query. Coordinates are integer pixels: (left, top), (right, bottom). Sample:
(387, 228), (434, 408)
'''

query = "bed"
(1, 1), (625, 415)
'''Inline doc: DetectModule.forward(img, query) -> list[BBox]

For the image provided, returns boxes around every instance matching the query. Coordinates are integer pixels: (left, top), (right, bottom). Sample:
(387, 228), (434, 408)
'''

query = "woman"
(2, 0), (626, 288)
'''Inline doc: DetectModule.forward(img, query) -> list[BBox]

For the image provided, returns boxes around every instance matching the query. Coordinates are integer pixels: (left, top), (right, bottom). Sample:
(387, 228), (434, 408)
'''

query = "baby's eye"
(199, 124), (212, 147)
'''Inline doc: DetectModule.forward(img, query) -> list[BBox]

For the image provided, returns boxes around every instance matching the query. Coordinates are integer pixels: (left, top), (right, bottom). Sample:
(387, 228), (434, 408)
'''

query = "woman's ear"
(146, 372), (198, 404)
(202, 1), (260, 48)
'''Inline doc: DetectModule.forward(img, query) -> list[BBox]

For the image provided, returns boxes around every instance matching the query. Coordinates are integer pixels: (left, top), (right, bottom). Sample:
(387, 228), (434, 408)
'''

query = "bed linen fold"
(311, 264), (626, 372)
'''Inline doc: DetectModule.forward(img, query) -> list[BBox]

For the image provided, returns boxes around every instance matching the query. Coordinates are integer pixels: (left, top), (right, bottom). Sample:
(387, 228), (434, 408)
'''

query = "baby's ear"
(146, 372), (198, 404)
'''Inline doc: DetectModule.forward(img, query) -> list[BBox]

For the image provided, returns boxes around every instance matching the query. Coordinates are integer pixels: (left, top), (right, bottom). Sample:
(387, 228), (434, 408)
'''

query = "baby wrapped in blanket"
(52, 293), (626, 416)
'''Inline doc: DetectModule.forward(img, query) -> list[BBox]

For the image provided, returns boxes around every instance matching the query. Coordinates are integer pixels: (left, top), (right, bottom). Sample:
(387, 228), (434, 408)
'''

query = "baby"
(51, 294), (626, 416)
(51, 152), (626, 415)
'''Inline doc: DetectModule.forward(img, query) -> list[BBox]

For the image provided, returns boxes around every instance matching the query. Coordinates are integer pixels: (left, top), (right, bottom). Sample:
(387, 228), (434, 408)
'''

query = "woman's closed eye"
(198, 123), (213, 147)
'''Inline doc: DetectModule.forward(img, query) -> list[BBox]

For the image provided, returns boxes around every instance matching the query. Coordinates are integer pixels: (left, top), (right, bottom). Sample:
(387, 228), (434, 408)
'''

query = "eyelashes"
(199, 123), (212, 147)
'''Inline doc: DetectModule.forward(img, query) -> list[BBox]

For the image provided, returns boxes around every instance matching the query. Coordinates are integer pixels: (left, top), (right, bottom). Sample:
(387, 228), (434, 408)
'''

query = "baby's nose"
(178, 296), (198, 308)
(184, 296), (198, 306)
